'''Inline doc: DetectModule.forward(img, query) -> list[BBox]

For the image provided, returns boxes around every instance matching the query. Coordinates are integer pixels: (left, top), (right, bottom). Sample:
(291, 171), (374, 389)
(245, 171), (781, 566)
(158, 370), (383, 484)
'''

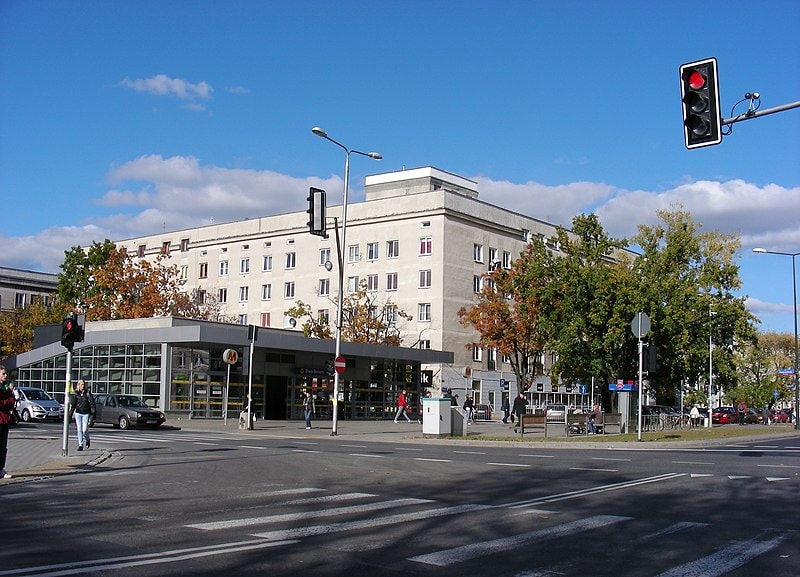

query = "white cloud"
(119, 74), (213, 101)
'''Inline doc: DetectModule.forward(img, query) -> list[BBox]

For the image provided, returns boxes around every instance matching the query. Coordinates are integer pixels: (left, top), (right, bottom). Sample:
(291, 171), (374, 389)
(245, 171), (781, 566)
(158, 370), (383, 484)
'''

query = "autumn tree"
(458, 239), (555, 395)
(0, 299), (61, 359)
(285, 281), (413, 346)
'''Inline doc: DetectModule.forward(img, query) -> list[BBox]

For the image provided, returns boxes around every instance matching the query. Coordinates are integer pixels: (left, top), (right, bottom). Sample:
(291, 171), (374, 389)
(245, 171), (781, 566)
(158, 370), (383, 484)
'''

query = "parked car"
(771, 409), (789, 423)
(712, 406), (738, 424)
(474, 404), (492, 421)
(91, 394), (166, 430)
(744, 408), (765, 424)
(16, 387), (64, 422)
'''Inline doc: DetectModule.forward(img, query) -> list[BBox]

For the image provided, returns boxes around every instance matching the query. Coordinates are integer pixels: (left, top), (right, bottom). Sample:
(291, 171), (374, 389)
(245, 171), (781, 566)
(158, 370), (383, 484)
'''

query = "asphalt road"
(3, 425), (799, 576)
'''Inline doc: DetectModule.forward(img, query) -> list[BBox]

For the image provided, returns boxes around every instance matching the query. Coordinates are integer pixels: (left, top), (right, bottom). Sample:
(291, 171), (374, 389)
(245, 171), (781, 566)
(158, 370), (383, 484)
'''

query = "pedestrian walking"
(736, 400), (747, 425)
(511, 392), (528, 432)
(501, 395), (510, 424)
(689, 405), (701, 428)
(463, 395), (475, 423)
(0, 366), (14, 479)
(393, 389), (413, 423)
(303, 391), (315, 430)
(68, 380), (96, 451)
(9, 381), (21, 424)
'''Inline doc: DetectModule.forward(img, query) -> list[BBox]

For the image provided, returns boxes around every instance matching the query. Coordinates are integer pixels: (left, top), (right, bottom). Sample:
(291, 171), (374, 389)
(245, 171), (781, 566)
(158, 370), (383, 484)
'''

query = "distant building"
(0, 266), (57, 311)
(111, 167), (583, 411)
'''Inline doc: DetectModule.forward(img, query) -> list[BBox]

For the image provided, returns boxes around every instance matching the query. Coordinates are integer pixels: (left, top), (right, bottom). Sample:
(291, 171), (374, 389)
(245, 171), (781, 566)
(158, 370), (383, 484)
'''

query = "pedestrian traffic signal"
(307, 187), (328, 237)
(679, 57), (722, 149)
(61, 313), (80, 350)
(325, 358), (335, 376)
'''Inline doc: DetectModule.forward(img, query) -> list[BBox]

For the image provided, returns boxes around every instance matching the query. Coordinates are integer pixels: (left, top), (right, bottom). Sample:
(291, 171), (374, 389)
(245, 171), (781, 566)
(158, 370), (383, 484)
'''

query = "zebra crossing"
(176, 486), (798, 576)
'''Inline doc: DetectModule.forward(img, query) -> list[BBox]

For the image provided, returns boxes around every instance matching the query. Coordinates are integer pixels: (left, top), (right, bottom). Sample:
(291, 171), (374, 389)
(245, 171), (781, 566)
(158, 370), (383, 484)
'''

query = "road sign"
(334, 355), (346, 374)
(630, 312), (651, 338)
(222, 349), (239, 365)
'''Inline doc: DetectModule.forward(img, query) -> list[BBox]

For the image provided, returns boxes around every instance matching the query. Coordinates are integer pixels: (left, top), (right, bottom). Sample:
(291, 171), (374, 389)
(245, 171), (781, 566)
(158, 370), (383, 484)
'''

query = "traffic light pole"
(722, 100), (800, 126)
(61, 348), (72, 457)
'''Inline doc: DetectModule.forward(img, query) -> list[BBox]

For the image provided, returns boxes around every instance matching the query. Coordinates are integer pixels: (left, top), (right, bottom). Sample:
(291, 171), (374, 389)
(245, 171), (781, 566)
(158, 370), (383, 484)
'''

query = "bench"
(567, 413), (588, 436)
(518, 414), (547, 437)
(598, 413), (623, 434)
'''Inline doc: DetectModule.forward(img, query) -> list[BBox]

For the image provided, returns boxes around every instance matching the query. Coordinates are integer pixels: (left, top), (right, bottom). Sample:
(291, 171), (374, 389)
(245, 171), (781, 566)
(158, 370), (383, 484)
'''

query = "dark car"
(712, 406), (738, 424)
(91, 394), (166, 430)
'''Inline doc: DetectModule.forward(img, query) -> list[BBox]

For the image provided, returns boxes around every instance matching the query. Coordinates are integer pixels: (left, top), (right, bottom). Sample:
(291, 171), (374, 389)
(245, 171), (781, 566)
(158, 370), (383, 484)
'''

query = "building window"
(318, 309), (329, 325)
(284, 282), (295, 299)
(473, 275), (483, 293)
(220, 247), (228, 253)
(260, 312), (271, 327)
(421, 220), (431, 228)
(419, 237), (432, 255)
(219, 261), (229, 276)
(241, 244), (249, 251)
(218, 288), (227, 303)
(473, 243), (484, 263)
(367, 242), (379, 261)
(238, 314), (248, 325)
(285, 252), (296, 269)
(239, 286), (249, 302)
(196, 289), (206, 304)
(347, 276), (359, 293)
(418, 303), (431, 322)
(503, 250), (512, 268)
(319, 278), (330, 296)
(180, 238), (190, 252)
(262, 255), (273, 271)
(387, 240), (399, 258)
(473, 346), (483, 362)
(320, 248), (331, 266)
(137, 244), (146, 258)
(261, 284), (272, 300)
(419, 269), (431, 288)
(385, 305), (398, 323)
(199, 263), (208, 279)
(161, 241), (171, 255)
(348, 244), (360, 263)
(367, 274), (379, 292)
(386, 272), (398, 291)
(419, 340), (431, 350)
(240, 258), (250, 274)
(180, 265), (188, 280)
(15, 293), (27, 308)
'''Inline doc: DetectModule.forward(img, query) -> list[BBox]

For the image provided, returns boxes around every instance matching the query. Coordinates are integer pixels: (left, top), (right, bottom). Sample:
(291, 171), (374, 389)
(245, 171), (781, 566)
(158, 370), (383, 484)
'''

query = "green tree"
(57, 240), (116, 312)
(632, 207), (757, 403)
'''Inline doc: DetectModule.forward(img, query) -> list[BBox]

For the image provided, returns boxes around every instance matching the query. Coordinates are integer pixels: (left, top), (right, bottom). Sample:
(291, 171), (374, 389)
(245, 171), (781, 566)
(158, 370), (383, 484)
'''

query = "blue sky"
(1, 0), (798, 333)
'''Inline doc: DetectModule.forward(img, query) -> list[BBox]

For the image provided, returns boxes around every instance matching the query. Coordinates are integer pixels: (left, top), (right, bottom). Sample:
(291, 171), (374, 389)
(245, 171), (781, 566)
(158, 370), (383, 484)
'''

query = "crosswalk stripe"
(409, 514), (630, 567)
(186, 497), (432, 531)
(250, 503), (490, 541)
(653, 531), (794, 577)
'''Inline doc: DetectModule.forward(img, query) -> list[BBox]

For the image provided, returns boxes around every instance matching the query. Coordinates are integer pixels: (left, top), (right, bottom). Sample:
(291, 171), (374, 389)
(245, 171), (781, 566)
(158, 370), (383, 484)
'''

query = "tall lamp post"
(753, 248), (800, 430)
(311, 127), (381, 436)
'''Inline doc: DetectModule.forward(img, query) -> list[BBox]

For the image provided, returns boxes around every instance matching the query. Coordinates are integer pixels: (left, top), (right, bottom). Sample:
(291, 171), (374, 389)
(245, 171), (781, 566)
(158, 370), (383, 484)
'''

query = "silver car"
(17, 387), (64, 422)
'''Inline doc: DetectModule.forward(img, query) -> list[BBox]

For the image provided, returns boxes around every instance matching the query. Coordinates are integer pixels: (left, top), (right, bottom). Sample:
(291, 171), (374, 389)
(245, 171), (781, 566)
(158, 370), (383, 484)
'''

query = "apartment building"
(117, 167), (574, 410)
(0, 266), (57, 311)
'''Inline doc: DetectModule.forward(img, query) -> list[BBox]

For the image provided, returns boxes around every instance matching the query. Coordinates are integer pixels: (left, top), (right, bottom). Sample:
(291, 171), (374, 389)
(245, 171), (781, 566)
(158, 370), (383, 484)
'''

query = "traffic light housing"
(61, 313), (80, 350)
(307, 187), (328, 237)
(325, 358), (335, 376)
(645, 344), (661, 374)
(679, 57), (722, 149)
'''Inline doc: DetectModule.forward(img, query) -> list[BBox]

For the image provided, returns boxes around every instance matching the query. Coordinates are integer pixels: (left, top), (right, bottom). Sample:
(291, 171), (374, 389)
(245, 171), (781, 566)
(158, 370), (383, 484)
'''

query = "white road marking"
(251, 504), (490, 541)
(414, 458), (452, 463)
(186, 498), (432, 530)
(569, 467), (618, 472)
(653, 531), (795, 577)
(409, 515), (630, 566)
(488, 462), (531, 468)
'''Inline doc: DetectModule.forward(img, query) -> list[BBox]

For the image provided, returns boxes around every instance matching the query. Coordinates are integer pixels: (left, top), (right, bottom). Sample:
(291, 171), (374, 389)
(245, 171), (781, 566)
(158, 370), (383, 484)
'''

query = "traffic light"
(61, 313), (79, 350)
(679, 57), (722, 149)
(645, 344), (661, 374)
(307, 187), (328, 237)
(325, 358), (335, 376)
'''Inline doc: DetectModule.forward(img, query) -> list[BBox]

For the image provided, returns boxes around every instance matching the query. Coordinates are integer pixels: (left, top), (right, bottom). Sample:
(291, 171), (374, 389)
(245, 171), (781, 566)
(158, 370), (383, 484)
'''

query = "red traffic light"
(687, 70), (706, 90)
(679, 57), (722, 149)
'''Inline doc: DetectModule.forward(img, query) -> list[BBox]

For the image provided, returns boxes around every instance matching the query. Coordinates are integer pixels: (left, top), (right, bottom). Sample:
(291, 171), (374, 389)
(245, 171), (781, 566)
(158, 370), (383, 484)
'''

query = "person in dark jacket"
(0, 365), (14, 479)
(511, 392), (528, 432)
(69, 380), (96, 451)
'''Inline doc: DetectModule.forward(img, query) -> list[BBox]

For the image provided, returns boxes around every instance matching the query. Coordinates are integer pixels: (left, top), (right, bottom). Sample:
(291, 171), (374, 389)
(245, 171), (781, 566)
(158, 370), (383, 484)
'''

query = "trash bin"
(422, 398), (452, 437)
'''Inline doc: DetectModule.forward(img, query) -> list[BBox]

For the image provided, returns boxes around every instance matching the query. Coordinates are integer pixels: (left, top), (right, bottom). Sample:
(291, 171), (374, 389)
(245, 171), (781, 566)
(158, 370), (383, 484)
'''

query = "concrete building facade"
(0, 266), (57, 311)
(114, 167), (583, 411)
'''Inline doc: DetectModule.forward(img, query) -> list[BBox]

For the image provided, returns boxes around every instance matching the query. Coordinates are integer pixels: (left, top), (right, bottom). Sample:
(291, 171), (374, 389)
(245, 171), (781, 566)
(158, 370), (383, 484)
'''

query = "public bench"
(519, 414), (547, 437)
(599, 413), (623, 434)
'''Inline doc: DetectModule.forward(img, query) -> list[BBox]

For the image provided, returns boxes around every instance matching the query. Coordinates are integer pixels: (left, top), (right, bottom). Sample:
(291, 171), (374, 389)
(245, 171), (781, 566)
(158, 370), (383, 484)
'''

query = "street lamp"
(311, 127), (381, 436)
(753, 247), (800, 430)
